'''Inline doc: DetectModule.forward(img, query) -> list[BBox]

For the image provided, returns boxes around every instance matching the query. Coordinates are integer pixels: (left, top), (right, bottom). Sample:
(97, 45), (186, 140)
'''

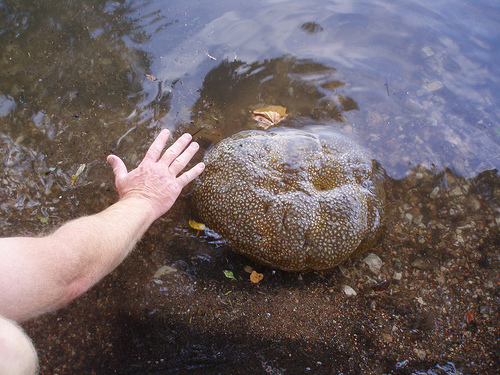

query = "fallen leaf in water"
(224, 270), (236, 280)
(71, 164), (86, 185)
(145, 73), (157, 81)
(250, 270), (263, 284)
(75, 163), (86, 176)
(464, 310), (475, 324)
(189, 220), (206, 231)
(252, 105), (287, 129)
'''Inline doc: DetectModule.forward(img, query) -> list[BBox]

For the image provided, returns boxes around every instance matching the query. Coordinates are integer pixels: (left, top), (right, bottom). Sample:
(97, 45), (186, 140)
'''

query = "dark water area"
(1, 0), (499, 374)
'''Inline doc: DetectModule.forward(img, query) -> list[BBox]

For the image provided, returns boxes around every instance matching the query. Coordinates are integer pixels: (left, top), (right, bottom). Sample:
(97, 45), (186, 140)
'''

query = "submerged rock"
(192, 127), (385, 271)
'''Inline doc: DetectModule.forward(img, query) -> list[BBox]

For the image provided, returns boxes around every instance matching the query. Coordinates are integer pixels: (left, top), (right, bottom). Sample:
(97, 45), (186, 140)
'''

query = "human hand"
(107, 130), (205, 220)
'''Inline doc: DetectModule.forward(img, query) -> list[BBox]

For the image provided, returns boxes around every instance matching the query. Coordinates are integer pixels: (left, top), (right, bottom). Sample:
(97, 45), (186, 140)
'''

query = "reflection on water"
(1, 0), (499, 373)
(183, 56), (356, 145)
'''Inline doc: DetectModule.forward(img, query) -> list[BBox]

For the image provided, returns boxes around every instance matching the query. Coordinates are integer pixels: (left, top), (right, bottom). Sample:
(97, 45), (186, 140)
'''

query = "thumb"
(107, 154), (128, 181)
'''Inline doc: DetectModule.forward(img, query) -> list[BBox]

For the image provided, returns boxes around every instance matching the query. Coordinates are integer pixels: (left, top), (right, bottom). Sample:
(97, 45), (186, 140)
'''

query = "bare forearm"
(0, 197), (156, 322)
(50, 197), (156, 293)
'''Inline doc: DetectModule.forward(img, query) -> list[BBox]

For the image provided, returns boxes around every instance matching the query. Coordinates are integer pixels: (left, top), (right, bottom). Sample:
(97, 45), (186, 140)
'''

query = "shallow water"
(1, 0), (499, 373)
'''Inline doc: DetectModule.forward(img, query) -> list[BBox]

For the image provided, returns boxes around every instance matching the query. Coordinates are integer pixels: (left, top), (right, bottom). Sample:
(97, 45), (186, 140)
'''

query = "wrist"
(113, 194), (159, 227)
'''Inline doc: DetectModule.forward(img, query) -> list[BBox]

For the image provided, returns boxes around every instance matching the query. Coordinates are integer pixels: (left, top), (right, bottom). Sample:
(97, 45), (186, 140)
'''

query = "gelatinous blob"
(192, 126), (385, 271)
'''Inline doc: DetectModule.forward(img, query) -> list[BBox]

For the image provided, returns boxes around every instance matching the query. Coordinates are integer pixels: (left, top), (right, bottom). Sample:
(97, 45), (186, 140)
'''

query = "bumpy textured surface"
(192, 127), (385, 271)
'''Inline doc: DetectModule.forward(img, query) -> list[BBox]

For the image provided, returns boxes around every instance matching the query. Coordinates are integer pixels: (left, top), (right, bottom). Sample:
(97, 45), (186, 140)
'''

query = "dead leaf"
(188, 220), (206, 231)
(250, 270), (263, 284)
(71, 163), (86, 185)
(145, 73), (157, 81)
(464, 310), (475, 324)
(188, 220), (206, 236)
(252, 105), (287, 129)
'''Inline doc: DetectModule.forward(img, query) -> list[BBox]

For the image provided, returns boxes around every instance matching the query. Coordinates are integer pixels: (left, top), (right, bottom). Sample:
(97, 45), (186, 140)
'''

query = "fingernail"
(198, 162), (205, 170)
(183, 133), (192, 140)
(190, 142), (199, 149)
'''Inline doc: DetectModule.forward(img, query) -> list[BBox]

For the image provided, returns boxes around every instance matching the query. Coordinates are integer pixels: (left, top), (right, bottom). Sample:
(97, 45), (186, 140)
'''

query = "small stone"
(153, 265), (177, 278)
(413, 214), (424, 225)
(466, 196), (481, 212)
(446, 173), (456, 185)
(381, 333), (393, 343)
(421, 46), (434, 57)
(338, 265), (350, 278)
(393, 272), (403, 280)
(342, 285), (357, 296)
(414, 348), (427, 360)
(342, 124), (353, 133)
(364, 253), (383, 274)
(449, 186), (463, 197)
(416, 297), (427, 306)
(429, 187), (440, 199)
(423, 80), (444, 92)
(411, 258), (434, 271)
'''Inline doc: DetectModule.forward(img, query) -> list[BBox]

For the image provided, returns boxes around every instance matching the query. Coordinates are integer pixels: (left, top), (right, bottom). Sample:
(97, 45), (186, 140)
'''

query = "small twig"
(384, 77), (390, 97)
(204, 50), (217, 60)
(115, 126), (137, 149)
(191, 126), (205, 137)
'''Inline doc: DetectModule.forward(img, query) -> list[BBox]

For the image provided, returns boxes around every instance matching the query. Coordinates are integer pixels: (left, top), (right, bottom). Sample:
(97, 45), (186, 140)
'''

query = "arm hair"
(0, 197), (155, 322)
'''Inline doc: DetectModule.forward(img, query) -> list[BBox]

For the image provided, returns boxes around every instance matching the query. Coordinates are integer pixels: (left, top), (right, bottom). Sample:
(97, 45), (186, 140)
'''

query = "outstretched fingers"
(169, 141), (201, 176)
(143, 129), (171, 162)
(160, 133), (193, 165)
(178, 162), (206, 187)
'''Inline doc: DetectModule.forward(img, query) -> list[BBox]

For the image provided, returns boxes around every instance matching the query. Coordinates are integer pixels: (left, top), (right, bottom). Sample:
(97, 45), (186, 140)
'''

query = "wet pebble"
(363, 253), (383, 274)
(449, 186), (463, 197)
(423, 80), (444, 92)
(429, 186), (440, 199)
(381, 333), (393, 343)
(153, 265), (177, 278)
(342, 285), (357, 296)
(466, 196), (481, 212)
(411, 257), (435, 271)
(413, 348), (427, 360)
